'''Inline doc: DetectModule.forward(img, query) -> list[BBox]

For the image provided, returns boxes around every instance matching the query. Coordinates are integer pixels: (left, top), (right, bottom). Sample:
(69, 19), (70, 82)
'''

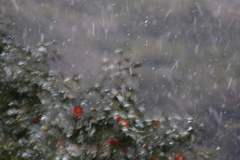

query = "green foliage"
(0, 36), (205, 159)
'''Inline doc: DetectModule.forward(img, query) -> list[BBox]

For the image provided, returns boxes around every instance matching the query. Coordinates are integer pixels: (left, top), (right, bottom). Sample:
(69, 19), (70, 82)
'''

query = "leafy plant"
(0, 35), (206, 159)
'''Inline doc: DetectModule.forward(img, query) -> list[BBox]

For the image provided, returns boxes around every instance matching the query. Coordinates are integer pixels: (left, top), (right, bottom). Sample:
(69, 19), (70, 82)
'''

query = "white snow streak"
(217, 5), (221, 15)
(195, 44), (199, 54)
(227, 18), (234, 30)
(170, 60), (179, 72)
(227, 77), (232, 90)
(196, 3), (203, 17)
(224, 40), (230, 51)
(11, 0), (19, 11)
(92, 23), (95, 36)
(165, 9), (171, 18)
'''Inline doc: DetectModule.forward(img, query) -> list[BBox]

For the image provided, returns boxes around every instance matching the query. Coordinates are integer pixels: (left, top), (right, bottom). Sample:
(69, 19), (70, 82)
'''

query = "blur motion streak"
(1, 0), (240, 159)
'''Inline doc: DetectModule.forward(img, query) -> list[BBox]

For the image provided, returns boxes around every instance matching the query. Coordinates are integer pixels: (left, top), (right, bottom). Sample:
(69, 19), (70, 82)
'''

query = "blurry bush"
(0, 34), (211, 159)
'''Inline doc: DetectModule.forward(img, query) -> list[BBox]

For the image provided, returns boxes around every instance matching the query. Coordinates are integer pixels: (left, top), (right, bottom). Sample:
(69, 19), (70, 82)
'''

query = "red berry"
(114, 115), (122, 122)
(107, 138), (119, 146)
(143, 143), (149, 150)
(177, 156), (184, 160)
(31, 115), (40, 123)
(174, 153), (184, 160)
(72, 106), (83, 116)
(112, 138), (119, 146)
(31, 117), (38, 123)
(120, 119), (129, 126)
(152, 120), (160, 125)
(124, 145), (130, 151)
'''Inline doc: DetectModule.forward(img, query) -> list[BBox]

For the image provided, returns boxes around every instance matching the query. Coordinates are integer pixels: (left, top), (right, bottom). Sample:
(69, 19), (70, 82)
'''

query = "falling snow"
(1, 0), (240, 159)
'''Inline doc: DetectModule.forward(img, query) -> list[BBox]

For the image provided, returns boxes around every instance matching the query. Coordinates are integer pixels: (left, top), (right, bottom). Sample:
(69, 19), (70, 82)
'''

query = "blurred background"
(1, 0), (240, 159)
